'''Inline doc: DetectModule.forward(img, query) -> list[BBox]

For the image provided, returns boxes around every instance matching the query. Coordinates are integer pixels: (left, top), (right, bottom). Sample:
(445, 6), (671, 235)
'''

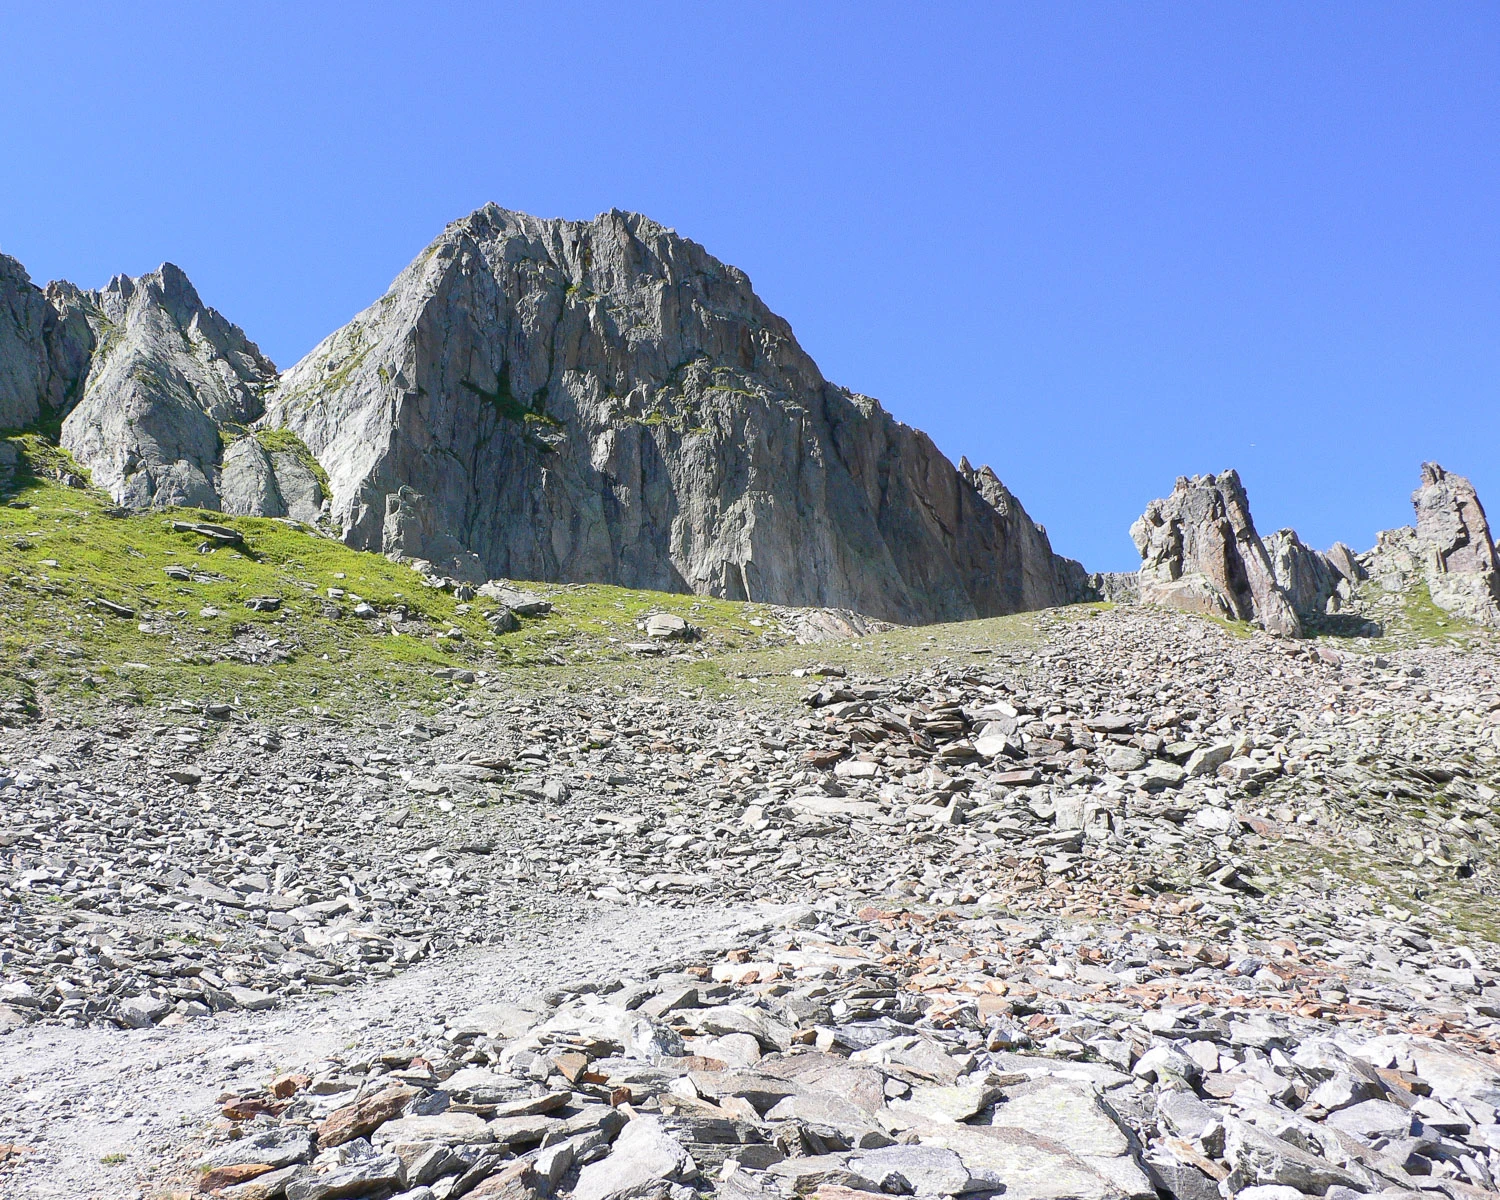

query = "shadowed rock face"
(1264, 530), (1364, 618)
(263, 205), (1085, 623)
(0, 254), (92, 431)
(1130, 470), (1302, 637)
(0, 255), (53, 431)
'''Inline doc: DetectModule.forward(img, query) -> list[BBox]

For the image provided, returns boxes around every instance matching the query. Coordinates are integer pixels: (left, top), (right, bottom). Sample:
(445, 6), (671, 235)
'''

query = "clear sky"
(2, 3), (1495, 570)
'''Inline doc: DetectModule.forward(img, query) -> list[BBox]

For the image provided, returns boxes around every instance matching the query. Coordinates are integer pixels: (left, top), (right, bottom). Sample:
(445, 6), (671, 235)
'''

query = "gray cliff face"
(0, 254), (53, 430)
(0, 254), (92, 430)
(0, 257), (324, 518)
(218, 435), (325, 524)
(57, 264), (278, 509)
(1130, 470), (1303, 637)
(959, 458), (1093, 609)
(265, 205), (1083, 623)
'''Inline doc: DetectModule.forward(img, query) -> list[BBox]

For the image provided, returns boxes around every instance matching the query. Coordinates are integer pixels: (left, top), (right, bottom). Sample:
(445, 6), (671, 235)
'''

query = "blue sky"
(2, 3), (1495, 570)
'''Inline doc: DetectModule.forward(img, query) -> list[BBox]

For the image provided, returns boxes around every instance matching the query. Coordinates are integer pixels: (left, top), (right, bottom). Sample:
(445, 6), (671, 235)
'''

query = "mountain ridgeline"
(0, 206), (1089, 625)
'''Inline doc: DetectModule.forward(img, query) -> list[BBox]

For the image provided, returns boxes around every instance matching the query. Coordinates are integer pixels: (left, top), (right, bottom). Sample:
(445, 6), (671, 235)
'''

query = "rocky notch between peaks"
(0, 208), (1088, 626)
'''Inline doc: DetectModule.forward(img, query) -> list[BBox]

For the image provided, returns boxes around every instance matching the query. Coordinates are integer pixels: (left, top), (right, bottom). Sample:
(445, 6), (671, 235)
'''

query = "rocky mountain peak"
(262, 204), (1086, 622)
(55, 263), (278, 509)
(0, 212), (1090, 624)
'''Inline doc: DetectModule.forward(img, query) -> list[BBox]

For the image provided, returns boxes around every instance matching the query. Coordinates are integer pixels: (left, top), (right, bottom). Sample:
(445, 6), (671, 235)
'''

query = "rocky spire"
(1130, 470), (1303, 636)
(57, 263), (279, 509)
(1412, 462), (1500, 624)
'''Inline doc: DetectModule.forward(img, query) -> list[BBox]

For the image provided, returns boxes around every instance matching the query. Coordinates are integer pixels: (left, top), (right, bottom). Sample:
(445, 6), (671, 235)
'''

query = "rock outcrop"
(263, 205), (1085, 623)
(218, 432), (326, 524)
(56, 265), (278, 509)
(1130, 470), (1303, 636)
(1, 259), (327, 520)
(0, 253), (92, 431)
(1413, 462), (1500, 624)
(0, 215), (1088, 625)
(1263, 529), (1364, 617)
(1132, 463), (1500, 635)
(0, 254), (53, 431)
(1364, 463), (1500, 626)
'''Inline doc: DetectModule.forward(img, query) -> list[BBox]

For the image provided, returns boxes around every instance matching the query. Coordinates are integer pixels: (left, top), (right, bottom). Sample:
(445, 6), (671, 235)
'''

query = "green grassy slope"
(0, 436), (803, 720)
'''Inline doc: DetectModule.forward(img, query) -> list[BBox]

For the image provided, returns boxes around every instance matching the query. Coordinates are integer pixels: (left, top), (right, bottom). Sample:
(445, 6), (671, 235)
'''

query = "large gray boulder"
(1130, 471), (1302, 636)
(58, 264), (278, 508)
(265, 205), (1085, 623)
(219, 433), (326, 523)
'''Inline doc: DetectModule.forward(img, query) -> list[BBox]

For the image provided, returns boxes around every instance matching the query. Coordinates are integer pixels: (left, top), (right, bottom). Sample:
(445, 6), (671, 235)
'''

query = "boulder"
(572, 1115), (697, 1200)
(220, 432), (326, 524)
(644, 612), (693, 640)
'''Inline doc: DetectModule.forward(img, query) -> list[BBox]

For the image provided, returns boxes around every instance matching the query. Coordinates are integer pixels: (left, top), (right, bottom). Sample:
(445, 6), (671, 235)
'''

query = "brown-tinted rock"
(315, 1082), (416, 1147)
(199, 1161), (277, 1193)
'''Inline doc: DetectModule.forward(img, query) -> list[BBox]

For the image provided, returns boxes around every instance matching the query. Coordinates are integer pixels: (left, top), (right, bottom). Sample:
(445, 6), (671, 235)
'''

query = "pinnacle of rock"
(1413, 461), (1500, 624)
(1129, 469), (1303, 637)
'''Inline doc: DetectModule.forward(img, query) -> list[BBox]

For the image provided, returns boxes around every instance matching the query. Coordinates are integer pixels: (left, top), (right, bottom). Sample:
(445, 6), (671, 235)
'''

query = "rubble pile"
(185, 902), (1500, 1200)
(2, 604), (1500, 1198)
(3, 608), (1499, 1037)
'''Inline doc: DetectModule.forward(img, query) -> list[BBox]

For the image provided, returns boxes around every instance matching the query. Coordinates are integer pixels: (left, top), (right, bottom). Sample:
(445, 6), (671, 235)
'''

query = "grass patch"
(0, 434), (890, 720)
(1398, 581), (1478, 644)
(0, 433), (1048, 725)
(253, 427), (331, 494)
(1195, 612), (1254, 639)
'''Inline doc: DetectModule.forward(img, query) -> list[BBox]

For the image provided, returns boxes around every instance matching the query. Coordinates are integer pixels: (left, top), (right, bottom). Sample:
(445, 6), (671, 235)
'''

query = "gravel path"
(0, 901), (773, 1200)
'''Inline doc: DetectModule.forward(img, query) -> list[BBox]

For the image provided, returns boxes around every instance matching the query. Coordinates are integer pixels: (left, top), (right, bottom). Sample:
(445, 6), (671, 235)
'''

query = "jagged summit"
(0, 209), (1087, 625)
(257, 204), (1087, 622)
(58, 263), (279, 509)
